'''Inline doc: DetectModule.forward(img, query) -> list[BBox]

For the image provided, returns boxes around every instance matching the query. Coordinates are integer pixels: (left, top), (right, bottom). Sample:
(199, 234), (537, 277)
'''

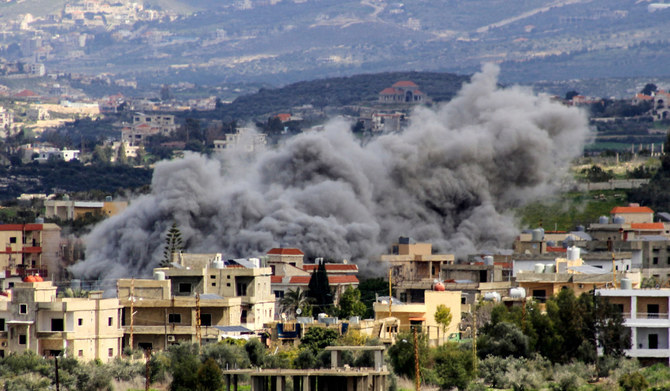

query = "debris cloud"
(70, 64), (589, 280)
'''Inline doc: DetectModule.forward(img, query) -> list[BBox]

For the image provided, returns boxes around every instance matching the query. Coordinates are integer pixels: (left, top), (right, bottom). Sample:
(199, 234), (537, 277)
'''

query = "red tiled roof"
(631, 222), (665, 230)
(611, 206), (654, 214)
(393, 81), (418, 88)
(287, 275), (359, 284)
(271, 276), (283, 284)
(267, 248), (304, 256)
(379, 87), (398, 95)
(275, 113), (291, 122)
(302, 264), (358, 272)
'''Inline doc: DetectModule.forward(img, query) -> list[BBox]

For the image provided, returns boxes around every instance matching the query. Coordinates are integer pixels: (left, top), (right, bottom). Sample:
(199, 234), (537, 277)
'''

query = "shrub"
(619, 372), (649, 391)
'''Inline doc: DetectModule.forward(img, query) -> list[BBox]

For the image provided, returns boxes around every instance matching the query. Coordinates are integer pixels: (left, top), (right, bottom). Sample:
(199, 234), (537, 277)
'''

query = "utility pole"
(195, 292), (202, 345)
(413, 326), (420, 391)
(388, 268), (392, 319)
(164, 308), (168, 350)
(472, 308), (478, 375)
(55, 356), (60, 391)
(129, 278), (135, 351)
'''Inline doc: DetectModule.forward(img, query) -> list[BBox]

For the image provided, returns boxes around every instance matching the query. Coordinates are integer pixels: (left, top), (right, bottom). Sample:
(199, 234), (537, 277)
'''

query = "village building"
(0, 279), (123, 361)
(117, 253), (275, 351)
(378, 81), (427, 104)
(0, 223), (61, 279)
(44, 197), (128, 221)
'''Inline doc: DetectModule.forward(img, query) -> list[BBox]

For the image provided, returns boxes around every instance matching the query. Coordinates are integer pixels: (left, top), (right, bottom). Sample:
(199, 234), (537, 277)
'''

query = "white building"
(33, 149), (80, 163)
(598, 287), (670, 364)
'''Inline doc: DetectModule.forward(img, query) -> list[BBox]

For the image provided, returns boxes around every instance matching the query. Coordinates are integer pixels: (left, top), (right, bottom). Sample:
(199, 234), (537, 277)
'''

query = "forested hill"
(209, 71), (471, 121)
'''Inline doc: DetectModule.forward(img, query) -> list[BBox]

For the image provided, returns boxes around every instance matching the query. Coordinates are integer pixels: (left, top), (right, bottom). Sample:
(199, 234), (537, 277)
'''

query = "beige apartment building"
(45, 199), (128, 221)
(381, 237), (455, 284)
(117, 253), (275, 351)
(0, 280), (123, 361)
(0, 223), (61, 277)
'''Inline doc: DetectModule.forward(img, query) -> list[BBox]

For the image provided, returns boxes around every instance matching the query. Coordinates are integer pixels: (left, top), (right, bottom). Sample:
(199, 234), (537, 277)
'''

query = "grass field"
(515, 190), (628, 231)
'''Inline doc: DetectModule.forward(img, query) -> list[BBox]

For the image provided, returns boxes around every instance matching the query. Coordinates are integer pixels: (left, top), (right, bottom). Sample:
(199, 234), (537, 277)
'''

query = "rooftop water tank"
(544, 264), (556, 273)
(249, 258), (260, 268)
(484, 256), (494, 266)
(599, 216), (610, 224)
(71, 279), (81, 290)
(546, 241), (556, 247)
(621, 278), (632, 290)
(34, 217), (44, 224)
(484, 292), (501, 302)
(154, 271), (165, 281)
(105, 195), (113, 202)
(34, 274), (43, 282)
(531, 229), (544, 242)
(613, 216), (625, 224)
(568, 246), (581, 261)
(510, 287), (526, 299)
(534, 263), (545, 273)
(434, 282), (445, 291)
(212, 259), (225, 269)
(576, 225), (585, 232)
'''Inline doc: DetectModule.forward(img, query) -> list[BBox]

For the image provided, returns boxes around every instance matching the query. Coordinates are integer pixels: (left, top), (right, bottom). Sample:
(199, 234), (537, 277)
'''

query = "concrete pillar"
(330, 350), (338, 368)
(278, 376), (285, 391)
(631, 295), (637, 319)
(302, 376), (310, 391)
(374, 351), (383, 370)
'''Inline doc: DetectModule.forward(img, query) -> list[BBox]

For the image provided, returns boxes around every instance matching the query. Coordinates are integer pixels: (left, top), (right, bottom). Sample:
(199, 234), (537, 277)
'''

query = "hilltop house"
(378, 81), (427, 104)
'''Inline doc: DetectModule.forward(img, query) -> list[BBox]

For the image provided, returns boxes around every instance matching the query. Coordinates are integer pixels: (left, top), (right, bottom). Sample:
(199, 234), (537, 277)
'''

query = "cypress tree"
(307, 260), (333, 315)
(161, 222), (183, 267)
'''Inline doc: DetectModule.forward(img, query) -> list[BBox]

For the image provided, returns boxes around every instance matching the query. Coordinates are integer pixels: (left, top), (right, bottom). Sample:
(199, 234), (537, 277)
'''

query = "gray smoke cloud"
(70, 64), (590, 280)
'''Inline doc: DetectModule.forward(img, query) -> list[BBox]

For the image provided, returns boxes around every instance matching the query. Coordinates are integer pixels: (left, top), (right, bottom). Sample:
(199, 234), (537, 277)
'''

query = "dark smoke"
(70, 64), (590, 280)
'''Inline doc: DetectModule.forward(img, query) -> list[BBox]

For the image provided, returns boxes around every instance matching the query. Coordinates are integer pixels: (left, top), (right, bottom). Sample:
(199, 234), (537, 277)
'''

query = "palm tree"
(280, 288), (312, 319)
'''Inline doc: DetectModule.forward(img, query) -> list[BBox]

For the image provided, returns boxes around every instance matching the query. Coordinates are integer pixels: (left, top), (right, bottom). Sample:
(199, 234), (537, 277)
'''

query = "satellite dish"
(296, 308), (302, 315)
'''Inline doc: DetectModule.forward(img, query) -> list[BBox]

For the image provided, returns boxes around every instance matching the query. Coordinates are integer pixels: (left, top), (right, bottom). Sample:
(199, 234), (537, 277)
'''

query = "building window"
(9, 237), (16, 244)
(653, 257), (659, 265)
(19, 335), (26, 345)
(227, 283), (231, 287)
(210, 275), (216, 279)
(108, 348), (114, 357)
(108, 317), (113, 326)
(78, 350), (83, 357)
(51, 319), (64, 332)
(201, 314), (212, 327)
(78, 318), (83, 326)
(178, 283), (191, 294)
(212, 283), (216, 287)
(236, 282), (248, 296)
(0, 319), (5, 331)
(168, 314), (181, 324)
(19, 304), (27, 314)
(274, 290), (284, 299)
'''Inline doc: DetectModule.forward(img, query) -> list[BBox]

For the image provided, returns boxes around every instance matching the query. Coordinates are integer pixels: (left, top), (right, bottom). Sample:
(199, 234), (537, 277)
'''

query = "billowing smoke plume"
(70, 64), (590, 280)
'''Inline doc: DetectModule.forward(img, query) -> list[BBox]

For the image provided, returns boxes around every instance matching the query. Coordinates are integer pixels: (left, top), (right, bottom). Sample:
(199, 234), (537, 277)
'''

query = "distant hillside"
(209, 71), (470, 120)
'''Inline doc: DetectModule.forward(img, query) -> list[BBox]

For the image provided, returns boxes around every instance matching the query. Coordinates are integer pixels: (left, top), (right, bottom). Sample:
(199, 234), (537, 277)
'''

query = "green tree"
(641, 83), (658, 96)
(92, 144), (112, 164)
(117, 142), (128, 165)
(167, 343), (201, 391)
(279, 287), (312, 319)
(434, 304), (453, 340)
(196, 358), (223, 391)
(432, 343), (475, 390)
(244, 338), (266, 367)
(478, 322), (530, 358)
(387, 331), (430, 380)
(307, 260), (333, 315)
(337, 286), (367, 319)
(161, 222), (184, 267)
(300, 327), (338, 353)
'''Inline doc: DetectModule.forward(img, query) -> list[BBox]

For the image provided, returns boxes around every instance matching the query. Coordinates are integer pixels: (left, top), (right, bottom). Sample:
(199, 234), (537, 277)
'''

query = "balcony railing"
(635, 312), (669, 320)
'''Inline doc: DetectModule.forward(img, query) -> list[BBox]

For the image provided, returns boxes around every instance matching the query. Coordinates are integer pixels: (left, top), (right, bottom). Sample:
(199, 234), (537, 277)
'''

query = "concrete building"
(598, 287), (670, 365)
(33, 149), (80, 163)
(213, 128), (267, 154)
(0, 280), (123, 361)
(0, 223), (61, 278)
(122, 112), (177, 146)
(44, 199), (128, 221)
(266, 248), (359, 307)
(378, 81), (427, 104)
(381, 237), (454, 285)
(373, 290), (461, 346)
(117, 253), (275, 351)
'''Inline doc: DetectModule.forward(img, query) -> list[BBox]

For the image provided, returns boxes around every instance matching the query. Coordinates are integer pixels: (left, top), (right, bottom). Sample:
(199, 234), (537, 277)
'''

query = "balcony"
(636, 312), (669, 320)
(626, 348), (670, 358)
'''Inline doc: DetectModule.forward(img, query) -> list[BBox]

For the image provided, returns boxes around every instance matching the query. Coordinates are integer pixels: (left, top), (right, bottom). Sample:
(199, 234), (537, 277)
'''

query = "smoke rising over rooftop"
(70, 64), (590, 280)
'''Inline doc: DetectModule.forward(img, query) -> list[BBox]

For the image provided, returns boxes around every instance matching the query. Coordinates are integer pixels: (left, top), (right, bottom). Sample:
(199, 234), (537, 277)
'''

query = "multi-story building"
(117, 253), (275, 351)
(122, 112), (177, 146)
(381, 237), (454, 285)
(266, 248), (359, 307)
(44, 198), (128, 221)
(0, 223), (61, 278)
(213, 128), (267, 154)
(598, 287), (670, 365)
(378, 81), (427, 104)
(0, 279), (123, 361)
